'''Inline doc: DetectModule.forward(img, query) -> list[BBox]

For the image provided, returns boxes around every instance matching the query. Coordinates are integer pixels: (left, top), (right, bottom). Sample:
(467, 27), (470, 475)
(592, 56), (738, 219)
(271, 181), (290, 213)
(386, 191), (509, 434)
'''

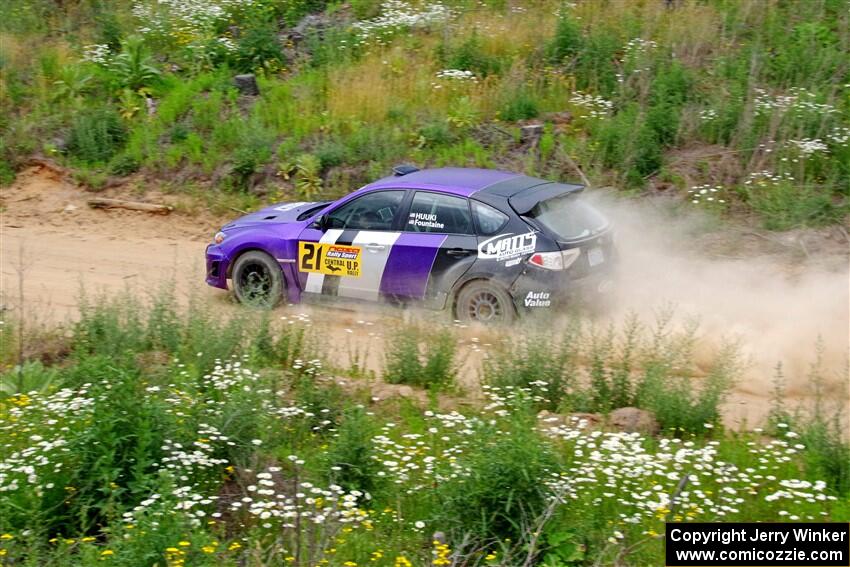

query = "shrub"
(322, 407), (382, 493)
(547, 13), (583, 64)
(108, 153), (140, 176)
(417, 120), (455, 148)
(383, 326), (457, 390)
(67, 107), (127, 164)
(744, 181), (846, 230)
(500, 89), (540, 122)
(482, 332), (574, 411)
(436, 416), (557, 544)
(111, 36), (161, 91)
(233, 20), (285, 72)
(440, 32), (502, 77)
(314, 139), (349, 169)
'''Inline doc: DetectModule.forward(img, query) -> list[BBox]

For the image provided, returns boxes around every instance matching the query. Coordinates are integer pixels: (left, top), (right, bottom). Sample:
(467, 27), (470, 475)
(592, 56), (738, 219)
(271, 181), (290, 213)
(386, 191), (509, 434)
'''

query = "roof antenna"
(392, 164), (420, 176)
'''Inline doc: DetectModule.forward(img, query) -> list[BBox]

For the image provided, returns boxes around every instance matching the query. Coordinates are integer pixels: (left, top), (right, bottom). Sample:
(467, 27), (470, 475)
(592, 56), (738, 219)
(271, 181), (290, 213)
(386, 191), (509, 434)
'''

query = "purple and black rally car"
(205, 167), (615, 322)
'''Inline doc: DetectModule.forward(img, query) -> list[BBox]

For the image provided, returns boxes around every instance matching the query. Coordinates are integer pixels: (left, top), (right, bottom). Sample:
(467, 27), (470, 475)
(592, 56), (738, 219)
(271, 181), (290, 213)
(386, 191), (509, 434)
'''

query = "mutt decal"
(477, 231), (537, 263)
(298, 241), (362, 277)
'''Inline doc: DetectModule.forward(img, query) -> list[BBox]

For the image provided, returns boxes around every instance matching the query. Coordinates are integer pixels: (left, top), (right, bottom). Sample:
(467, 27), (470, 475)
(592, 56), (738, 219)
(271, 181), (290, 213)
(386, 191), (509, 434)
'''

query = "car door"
(381, 191), (478, 309)
(297, 190), (406, 302)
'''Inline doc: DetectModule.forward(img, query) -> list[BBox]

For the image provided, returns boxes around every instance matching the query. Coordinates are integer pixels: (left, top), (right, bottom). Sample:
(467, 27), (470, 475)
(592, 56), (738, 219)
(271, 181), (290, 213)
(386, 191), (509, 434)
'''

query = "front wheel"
(454, 281), (516, 324)
(232, 251), (283, 308)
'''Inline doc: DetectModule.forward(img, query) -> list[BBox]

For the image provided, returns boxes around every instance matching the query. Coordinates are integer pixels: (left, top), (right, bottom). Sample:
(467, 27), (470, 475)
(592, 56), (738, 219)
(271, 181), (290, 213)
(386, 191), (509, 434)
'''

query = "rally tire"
(454, 280), (516, 324)
(232, 251), (284, 308)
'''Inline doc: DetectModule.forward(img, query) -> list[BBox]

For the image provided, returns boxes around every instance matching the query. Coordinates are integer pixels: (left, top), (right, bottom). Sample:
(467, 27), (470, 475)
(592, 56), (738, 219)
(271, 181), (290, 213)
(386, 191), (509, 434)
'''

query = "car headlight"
(214, 231), (226, 244)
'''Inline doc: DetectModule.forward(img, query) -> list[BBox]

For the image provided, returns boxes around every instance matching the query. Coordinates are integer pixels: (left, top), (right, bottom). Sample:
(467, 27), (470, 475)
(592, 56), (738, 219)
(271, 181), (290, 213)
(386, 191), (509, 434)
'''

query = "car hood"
(222, 201), (329, 230)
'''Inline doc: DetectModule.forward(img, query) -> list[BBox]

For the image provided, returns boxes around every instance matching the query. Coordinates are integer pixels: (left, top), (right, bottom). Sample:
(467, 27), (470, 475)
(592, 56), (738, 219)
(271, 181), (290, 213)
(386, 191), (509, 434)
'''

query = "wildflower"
(228, 542), (242, 551)
(100, 550), (114, 556)
(178, 541), (191, 547)
(0, 534), (13, 540)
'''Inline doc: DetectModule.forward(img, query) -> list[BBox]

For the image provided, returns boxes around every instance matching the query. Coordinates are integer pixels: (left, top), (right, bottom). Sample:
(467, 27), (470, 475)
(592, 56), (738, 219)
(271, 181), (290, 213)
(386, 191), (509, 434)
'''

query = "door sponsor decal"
(408, 212), (445, 230)
(477, 231), (537, 262)
(298, 241), (362, 277)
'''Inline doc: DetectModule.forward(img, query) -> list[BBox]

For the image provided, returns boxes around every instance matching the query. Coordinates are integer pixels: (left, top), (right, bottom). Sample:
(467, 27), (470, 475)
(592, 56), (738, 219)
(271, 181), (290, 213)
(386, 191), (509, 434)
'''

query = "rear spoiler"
(508, 182), (584, 215)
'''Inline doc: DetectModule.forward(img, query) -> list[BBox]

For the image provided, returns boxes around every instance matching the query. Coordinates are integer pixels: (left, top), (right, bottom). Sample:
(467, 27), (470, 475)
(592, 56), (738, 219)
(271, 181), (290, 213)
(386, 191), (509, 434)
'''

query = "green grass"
(0, 0), (847, 228)
(0, 290), (846, 565)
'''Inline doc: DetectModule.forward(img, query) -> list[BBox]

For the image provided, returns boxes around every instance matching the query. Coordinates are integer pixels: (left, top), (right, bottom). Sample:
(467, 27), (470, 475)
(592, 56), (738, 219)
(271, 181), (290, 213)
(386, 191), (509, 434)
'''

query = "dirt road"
(1, 166), (215, 320)
(2, 165), (848, 428)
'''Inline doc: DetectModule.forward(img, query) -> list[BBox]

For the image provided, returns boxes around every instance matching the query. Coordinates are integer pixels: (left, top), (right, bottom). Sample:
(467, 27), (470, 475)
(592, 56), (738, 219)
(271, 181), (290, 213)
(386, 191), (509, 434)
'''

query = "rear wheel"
(232, 251), (283, 308)
(455, 281), (515, 324)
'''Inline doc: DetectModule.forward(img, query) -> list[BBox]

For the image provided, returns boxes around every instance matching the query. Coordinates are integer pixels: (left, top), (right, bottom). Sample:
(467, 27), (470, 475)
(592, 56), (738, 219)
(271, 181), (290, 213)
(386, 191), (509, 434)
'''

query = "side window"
(471, 200), (509, 235)
(326, 191), (404, 231)
(405, 192), (473, 234)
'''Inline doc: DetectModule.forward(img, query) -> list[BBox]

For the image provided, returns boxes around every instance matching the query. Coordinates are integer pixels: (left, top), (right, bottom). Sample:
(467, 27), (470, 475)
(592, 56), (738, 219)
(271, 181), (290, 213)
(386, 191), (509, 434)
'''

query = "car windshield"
(528, 194), (608, 241)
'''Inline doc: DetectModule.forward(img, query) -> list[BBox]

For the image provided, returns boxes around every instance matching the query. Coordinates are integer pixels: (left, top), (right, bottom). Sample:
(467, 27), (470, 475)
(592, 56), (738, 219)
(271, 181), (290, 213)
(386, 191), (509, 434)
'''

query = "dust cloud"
(585, 191), (850, 427)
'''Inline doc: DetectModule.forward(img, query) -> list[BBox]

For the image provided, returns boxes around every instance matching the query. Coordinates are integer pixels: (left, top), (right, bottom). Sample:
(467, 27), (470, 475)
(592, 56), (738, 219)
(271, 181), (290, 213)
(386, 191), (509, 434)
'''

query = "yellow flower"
(485, 553), (497, 561)
(394, 557), (412, 567)
(0, 549), (6, 556)
(0, 534), (13, 540)
(82, 537), (96, 543)
(64, 539), (76, 545)
(178, 541), (191, 547)
(166, 547), (180, 553)
(202, 545), (216, 553)
(344, 562), (358, 567)
(100, 550), (114, 556)
(228, 542), (242, 551)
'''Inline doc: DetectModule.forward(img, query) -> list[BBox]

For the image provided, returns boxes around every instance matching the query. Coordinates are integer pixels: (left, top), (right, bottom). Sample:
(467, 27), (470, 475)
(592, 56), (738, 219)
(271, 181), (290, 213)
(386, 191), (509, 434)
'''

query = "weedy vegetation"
(0, 289), (847, 566)
(1, 0), (848, 226)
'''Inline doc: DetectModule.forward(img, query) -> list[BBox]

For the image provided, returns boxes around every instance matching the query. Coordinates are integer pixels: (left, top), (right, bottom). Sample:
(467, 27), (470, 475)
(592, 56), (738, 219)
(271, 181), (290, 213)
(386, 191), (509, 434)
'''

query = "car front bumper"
(205, 245), (229, 289)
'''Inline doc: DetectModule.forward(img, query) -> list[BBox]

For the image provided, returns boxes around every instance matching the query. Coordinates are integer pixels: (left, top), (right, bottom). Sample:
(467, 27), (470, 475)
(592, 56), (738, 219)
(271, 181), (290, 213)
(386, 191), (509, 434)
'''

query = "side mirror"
(310, 214), (328, 231)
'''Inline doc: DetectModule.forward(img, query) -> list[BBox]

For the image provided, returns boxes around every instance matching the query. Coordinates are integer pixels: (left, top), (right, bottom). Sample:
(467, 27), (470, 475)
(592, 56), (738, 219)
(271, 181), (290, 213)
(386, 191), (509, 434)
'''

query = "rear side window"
(405, 192), (473, 234)
(471, 201), (509, 235)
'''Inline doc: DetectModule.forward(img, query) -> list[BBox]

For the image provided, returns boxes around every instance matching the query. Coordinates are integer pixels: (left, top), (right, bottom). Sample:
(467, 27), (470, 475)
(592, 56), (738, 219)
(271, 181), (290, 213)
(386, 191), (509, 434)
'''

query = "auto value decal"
(477, 231), (537, 264)
(524, 291), (551, 308)
(298, 241), (362, 277)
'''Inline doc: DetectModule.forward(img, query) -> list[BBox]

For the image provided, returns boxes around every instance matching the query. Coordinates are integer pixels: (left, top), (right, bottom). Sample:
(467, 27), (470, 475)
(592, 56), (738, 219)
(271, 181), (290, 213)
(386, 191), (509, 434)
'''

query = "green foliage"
(383, 326), (457, 390)
(108, 153), (140, 176)
(0, 361), (60, 396)
(437, 417), (557, 543)
(500, 89), (540, 122)
(233, 20), (285, 72)
(744, 181), (846, 230)
(322, 407), (382, 493)
(67, 107), (127, 165)
(483, 332), (574, 411)
(547, 13), (583, 64)
(440, 32), (502, 77)
(111, 36), (161, 91)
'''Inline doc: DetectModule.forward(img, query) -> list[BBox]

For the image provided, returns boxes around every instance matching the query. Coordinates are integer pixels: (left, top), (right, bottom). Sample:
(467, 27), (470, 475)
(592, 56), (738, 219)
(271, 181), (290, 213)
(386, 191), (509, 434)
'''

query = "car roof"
(366, 167), (524, 197)
(363, 167), (584, 211)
